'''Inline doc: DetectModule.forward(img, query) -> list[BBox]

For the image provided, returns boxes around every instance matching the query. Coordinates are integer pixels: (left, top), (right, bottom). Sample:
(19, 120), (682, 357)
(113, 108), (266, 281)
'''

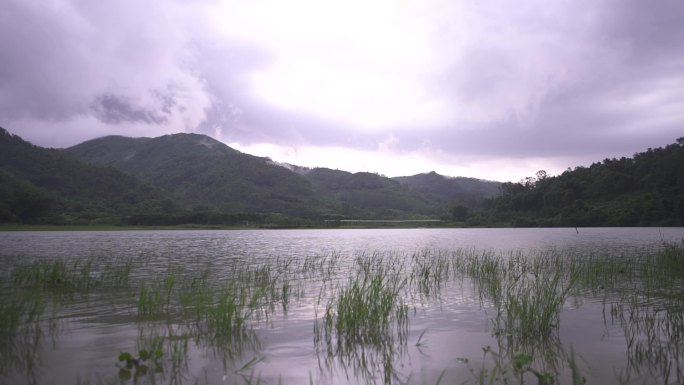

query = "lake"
(1, 227), (683, 385)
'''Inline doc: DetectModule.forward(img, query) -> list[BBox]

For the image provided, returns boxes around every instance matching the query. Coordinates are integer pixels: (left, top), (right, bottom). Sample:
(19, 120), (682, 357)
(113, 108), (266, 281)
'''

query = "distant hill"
(66, 133), (324, 216)
(1, 127), (506, 225)
(0, 127), (170, 223)
(302, 168), (434, 218)
(12, 127), (682, 228)
(66, 132), (501, 221)
(479, 138), (684, 227)
(393, 171), (500, 208)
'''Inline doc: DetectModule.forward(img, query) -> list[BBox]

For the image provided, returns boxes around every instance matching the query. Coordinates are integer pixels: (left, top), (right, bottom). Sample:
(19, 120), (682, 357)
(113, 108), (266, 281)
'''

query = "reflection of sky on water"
(1, 228), (683, 384)
(2, 228), (683, 262)
(560, 303), (629, 384)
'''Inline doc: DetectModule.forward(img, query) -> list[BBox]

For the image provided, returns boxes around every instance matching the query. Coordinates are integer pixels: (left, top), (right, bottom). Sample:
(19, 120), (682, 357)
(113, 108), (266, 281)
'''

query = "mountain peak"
(154, 132), (239, 154)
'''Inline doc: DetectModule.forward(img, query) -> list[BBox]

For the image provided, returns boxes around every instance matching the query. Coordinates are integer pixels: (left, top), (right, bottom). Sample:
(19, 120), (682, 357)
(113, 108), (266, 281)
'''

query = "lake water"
(1, 227), (683, 385)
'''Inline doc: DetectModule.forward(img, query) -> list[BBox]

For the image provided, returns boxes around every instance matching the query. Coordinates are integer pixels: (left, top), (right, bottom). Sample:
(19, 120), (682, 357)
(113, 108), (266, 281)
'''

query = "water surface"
(1, 227), (683, 385)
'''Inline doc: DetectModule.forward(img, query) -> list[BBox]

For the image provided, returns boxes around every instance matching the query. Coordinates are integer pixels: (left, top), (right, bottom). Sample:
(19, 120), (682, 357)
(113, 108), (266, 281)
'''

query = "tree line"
(467, 138), (684, 227)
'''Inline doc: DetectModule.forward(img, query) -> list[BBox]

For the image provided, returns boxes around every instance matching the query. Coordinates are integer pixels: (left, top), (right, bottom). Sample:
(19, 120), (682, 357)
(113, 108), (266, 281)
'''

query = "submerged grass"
(11, 257), (136, 292)
(457, 345), (586, 385)
(2, 241), (684, 384)
(451, 250), (582, 348)
(315, 253), (410, 384)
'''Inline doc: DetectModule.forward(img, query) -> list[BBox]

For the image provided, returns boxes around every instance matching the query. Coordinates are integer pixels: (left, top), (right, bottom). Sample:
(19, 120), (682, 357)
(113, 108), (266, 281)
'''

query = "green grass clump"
(452, 250), (581, 347)
(410, 249), (453, 298)
(203, 287), (251, 342)
(318, 254), (408, 345)
(315, 253), (409, 384)
(11, 257), (137, 292)
(137, 279), (174, 319)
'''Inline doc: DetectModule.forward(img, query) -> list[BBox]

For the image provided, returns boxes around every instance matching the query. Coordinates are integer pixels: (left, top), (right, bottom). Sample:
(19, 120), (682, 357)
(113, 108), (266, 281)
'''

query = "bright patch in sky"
(214, 0), (447, 129)
(230, 142), (566, 182)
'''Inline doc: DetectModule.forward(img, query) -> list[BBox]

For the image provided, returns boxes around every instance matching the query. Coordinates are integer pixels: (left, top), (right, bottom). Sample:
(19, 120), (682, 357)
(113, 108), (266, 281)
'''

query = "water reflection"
(314, 253), (410, 385)
(1, 229), (684, 384)
(602, 244), (684, 384)
(2, 228), (683, 262)
(457, 241), (684, 385)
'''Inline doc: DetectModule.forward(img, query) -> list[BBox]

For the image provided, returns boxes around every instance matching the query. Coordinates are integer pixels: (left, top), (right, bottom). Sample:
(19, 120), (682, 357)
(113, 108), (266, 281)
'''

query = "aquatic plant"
(457, 345), (585, 385)
(3, 242), (684, 385)
(136, 270), (179, 320)
(409, 249), (453, 298)
(315, 253), (410, 384)
(116, 348), (164, 382)
(452, 250), (581, 347)
(11, 257), (137, 292)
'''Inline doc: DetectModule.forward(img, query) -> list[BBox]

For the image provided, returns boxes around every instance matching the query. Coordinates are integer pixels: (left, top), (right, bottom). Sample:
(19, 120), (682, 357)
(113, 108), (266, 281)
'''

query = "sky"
(1, 0), (683, 182)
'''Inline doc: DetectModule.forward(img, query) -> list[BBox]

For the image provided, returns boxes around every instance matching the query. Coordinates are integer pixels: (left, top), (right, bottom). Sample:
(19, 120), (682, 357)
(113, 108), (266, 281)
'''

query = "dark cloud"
(0, 1), (91, 120)
(1, 0), (211, 137)
(1, 0), (682, 179)
(407, 0), (684, 164)
(601, 0), (684, 62)
(92, 94), (173, 125)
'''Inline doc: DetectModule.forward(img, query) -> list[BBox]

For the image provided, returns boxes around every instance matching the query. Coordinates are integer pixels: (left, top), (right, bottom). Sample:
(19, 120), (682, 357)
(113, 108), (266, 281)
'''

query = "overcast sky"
(2, 0), (683, 182)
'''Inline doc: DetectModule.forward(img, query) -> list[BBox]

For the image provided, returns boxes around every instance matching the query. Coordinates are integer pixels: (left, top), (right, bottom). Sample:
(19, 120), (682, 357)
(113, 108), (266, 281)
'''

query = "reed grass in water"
(2, 242), (684, 385)
(451, 250), (581, 347)
(315, 253), (410, 385)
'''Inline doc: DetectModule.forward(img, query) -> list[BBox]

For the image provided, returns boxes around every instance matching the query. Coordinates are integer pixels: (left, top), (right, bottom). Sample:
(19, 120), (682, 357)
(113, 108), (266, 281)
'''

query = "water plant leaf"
(139, 349), (150, 361)
(118, 352), (132, 362)
(529, 369), (555, 385)
(415, 329), (428, 348)
(513, 353), (533, 372)
(236, 356), (263, 373)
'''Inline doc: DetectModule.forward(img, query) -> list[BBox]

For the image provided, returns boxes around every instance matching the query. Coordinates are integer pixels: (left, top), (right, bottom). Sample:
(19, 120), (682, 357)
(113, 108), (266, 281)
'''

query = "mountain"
(66, 132), (500, 222)
(12, 127), (682, 227)
(480, 138), (684, 227)
(1, 127), (505, 225)
(66, 133), (323, 216)
(0, 127), (171, 223)
(302, 168), (434, 218)
(393, 172), (501, 208)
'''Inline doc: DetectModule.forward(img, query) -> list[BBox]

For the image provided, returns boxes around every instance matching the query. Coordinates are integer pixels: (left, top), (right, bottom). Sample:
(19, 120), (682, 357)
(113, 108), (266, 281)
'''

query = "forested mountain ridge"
(393, 172), (501, 216)
(0, 126), (502, 225)
(393, 172), (500, 199)
(301, 168), (434, 218)
(0, 127), (172, 223)
(9, 127), (679, 227)
(65, 132), (501, 222)
(476, 138), (684, 227)
(66, 133), (323, 216)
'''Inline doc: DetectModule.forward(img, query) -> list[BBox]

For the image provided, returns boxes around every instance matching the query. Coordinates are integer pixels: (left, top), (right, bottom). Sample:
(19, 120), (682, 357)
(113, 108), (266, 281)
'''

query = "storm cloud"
(1, 0), (682, 180)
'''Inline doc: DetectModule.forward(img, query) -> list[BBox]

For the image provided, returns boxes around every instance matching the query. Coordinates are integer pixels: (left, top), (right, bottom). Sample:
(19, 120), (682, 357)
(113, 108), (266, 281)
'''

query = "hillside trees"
(486, 138), (684, 226)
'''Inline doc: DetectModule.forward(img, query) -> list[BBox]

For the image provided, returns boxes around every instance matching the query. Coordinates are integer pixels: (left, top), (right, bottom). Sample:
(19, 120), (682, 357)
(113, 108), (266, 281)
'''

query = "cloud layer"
(1, 0), (682, 180)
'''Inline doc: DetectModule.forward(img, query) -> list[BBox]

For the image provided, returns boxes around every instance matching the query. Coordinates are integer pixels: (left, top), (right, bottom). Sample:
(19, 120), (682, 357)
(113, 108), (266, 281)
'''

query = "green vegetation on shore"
(471, 138), (684, 227)
(2, 126), (683, 228)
